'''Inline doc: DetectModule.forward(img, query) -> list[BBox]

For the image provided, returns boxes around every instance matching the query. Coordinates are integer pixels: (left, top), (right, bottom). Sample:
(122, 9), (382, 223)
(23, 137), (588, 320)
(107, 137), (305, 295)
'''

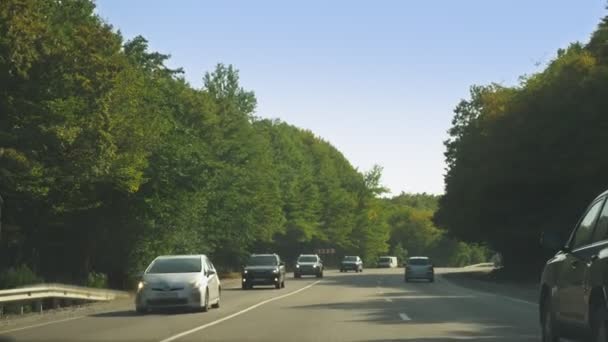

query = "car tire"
(211, 288), (221, 309)
(135, 305), (147, 314)
(591, 304), (608, 342)
(201, 289), (210, 312)
(275, 281), (281, 289)
(281, 279), (285, 288)
(541, 295), (559, 342)
(317, 271), (323, 278)
(242, 283), (248, 290)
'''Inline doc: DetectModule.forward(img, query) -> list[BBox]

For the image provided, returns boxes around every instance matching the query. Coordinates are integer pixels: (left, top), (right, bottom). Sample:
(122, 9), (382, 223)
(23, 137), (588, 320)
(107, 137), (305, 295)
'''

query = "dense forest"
(0, 0), (486, 289)
(436, 12), (608, 272)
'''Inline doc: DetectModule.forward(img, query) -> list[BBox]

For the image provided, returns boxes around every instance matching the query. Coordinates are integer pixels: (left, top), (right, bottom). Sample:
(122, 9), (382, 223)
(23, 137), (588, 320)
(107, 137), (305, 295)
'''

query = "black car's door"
(556, 197), (604, 323)
(578, 200), (608, 326)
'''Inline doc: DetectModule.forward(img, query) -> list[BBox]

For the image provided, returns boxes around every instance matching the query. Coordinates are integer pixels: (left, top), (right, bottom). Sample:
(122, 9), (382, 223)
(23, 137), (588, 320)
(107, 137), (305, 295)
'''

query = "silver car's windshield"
(147, 258), (202, 274)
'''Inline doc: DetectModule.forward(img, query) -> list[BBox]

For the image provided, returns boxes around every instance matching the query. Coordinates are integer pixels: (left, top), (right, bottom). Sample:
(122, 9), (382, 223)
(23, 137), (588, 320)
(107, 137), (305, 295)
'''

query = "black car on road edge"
(540, 189), (608, 342)
(242, 254), (286, 290)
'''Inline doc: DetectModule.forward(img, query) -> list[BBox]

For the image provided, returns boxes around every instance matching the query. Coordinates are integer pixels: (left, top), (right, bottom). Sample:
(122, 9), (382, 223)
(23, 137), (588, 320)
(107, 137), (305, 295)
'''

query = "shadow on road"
(356, 337), (536, 342)
(224, 286), (281, 292)
(92, 310), (141, 318)
(91, 308), (207, 317)
(286, 270), (539, 340)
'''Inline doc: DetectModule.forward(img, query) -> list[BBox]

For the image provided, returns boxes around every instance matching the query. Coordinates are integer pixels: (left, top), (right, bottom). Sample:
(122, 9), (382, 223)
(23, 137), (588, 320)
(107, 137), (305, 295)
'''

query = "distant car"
(540, 190), (608, 342)
(242, 254), (286, 290)
(377, 256), (398, 268)
(404, 256), (434, 282)
(294, 254), (324, 278)
(340, 256), (363, 273)
(135, 255), (221, 314)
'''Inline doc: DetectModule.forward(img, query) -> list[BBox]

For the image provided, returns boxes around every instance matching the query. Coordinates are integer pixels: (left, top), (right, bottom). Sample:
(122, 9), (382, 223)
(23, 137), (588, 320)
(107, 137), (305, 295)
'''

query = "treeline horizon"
(436, 9), (608, 272)
(0, 0), (487, 289)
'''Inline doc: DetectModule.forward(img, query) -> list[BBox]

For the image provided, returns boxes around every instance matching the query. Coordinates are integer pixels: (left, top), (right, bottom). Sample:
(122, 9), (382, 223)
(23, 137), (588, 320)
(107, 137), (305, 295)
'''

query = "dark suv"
(294, 254), (323, 278)
(242, 254), (286, 290)
(340, 255), (363, 273)
(540, 190), (608, 341)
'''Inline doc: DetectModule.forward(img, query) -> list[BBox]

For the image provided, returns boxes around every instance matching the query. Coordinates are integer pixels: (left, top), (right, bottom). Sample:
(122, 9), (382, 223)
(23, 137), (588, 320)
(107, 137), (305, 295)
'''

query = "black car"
(242, 254), (286, 290)
(340, 256), (363, 273)
(294, 254), (323, 278)
(540, 189), (608, 342)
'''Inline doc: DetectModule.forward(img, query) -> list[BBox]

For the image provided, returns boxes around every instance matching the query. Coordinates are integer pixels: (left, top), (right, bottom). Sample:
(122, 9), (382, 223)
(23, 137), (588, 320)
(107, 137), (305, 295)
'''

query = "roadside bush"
(86, 272), (108, 288)
(0, 264), (43, 289)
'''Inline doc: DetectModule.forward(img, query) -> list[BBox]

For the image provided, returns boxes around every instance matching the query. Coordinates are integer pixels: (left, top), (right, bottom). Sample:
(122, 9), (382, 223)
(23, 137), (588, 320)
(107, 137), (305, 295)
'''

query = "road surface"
(0, 268), (540, 342)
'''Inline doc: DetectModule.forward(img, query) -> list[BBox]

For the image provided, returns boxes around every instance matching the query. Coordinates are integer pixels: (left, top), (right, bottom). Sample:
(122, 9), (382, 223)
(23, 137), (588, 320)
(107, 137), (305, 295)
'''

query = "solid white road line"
(438, 274), (537, 307)
(159, 280), (322, 342)
(399, 313), (411, 321)
(0, 315), (85, 334)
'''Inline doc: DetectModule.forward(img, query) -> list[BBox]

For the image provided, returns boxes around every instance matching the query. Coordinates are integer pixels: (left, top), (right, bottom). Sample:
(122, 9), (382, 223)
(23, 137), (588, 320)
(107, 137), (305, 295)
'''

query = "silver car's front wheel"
(201, 289), (210, 312)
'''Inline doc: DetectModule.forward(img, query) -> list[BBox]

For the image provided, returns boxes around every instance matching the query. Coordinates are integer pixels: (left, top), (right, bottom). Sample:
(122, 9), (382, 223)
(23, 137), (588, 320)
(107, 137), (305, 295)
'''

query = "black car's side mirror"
(541, 231), (566, 251)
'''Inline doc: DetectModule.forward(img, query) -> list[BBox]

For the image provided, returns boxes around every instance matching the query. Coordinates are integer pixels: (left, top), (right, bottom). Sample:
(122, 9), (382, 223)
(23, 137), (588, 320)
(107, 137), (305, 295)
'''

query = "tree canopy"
(0, 0), (487, 288)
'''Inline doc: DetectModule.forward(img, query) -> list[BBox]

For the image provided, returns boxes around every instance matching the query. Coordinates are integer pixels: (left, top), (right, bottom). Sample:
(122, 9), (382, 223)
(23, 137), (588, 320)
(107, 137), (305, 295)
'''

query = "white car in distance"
(135, 255), (221, 314)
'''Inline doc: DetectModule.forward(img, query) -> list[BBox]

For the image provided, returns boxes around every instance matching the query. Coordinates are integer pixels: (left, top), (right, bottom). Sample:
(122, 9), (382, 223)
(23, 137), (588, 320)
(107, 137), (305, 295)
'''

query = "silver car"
(404, 256), (434, 282)
(135, 255), (221, 313)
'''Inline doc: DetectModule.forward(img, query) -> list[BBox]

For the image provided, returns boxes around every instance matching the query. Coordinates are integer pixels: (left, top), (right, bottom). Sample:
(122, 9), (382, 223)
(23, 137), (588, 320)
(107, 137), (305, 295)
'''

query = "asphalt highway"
(0, 268), (541, 342)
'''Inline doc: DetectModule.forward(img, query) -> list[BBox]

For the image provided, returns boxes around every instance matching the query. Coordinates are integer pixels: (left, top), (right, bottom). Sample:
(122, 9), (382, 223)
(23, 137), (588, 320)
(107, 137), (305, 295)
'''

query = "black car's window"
(408, 258), (430, 265)
(147, 257), (202, 274)
(592, 198), (608, 243)
(572, 199), (604, 249)
(298, 256), (317, 262)
(247, 255), (278, 266)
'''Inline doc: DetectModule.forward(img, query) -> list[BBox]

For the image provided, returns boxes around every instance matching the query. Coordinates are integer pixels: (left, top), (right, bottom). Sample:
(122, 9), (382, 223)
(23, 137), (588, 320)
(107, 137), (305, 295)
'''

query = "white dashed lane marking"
(399, 313), (411, 321)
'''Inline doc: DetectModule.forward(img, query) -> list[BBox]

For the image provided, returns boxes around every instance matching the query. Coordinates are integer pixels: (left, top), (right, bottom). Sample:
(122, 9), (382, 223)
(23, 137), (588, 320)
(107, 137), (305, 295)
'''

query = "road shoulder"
(440, 267), (539, 304)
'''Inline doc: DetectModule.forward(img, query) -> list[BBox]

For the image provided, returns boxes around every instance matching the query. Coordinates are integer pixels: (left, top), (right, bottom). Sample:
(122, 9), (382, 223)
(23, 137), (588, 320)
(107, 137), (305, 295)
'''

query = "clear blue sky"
(95, 0), (605, 195)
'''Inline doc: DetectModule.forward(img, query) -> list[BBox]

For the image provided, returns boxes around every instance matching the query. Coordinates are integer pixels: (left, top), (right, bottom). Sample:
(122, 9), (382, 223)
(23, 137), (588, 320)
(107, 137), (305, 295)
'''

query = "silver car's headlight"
(296, 264), (300, 268)
(313, 265), (318, 268)
(244, 269), (248, 274)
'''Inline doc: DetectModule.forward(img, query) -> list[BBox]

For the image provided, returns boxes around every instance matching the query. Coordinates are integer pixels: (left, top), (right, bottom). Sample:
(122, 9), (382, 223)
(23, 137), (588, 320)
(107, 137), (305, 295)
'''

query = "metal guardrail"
(0, 283), (129, 315)
(0, 283), (129, 303)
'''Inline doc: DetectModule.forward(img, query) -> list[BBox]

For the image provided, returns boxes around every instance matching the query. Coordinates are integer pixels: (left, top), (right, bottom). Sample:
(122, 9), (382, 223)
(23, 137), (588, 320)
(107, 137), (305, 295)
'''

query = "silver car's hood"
(143, 273), (200, 287)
